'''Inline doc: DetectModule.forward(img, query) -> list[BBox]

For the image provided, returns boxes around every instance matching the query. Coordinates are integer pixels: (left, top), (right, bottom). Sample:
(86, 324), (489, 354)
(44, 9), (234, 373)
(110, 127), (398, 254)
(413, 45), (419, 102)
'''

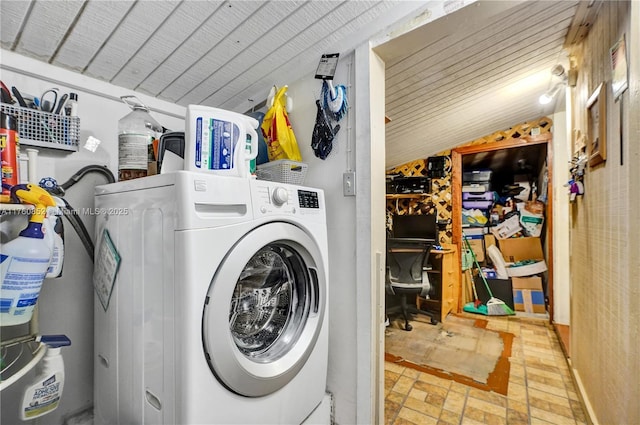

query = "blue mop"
(321, 80), (348, 122)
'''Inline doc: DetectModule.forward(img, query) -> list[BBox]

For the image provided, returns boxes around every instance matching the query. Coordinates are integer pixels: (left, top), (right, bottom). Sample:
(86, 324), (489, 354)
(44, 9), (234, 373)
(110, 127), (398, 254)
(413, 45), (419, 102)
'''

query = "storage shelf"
(0, 103), (79, 152)
(386, 193), (431, 199)
(0, 340), (46, 392)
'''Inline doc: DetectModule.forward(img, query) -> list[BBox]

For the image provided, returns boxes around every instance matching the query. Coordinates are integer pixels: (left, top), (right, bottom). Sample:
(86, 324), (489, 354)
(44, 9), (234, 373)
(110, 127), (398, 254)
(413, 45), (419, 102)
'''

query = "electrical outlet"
(343, 171), (356, 196)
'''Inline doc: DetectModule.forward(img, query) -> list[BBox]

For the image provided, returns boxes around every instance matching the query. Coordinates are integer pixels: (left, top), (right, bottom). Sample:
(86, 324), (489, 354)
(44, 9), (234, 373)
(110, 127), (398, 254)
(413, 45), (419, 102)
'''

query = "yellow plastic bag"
(261, 86), (302, 162)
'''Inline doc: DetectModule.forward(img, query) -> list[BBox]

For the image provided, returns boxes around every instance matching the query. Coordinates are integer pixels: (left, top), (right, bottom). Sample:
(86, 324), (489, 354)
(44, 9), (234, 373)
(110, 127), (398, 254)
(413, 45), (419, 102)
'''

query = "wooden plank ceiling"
(377, 0), (583, 167)
(1, 0), (420, 112)
(1, 1), (589, 169)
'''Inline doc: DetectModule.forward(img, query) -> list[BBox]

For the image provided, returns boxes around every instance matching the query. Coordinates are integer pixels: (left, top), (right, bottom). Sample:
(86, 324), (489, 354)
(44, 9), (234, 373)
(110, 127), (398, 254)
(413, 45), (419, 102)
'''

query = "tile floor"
(384, 315), (587, 425)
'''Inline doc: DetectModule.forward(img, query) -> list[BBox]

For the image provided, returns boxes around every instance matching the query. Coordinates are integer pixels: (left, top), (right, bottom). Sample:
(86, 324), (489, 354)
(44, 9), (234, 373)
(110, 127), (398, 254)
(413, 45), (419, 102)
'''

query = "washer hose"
(39, 165), (116, 262)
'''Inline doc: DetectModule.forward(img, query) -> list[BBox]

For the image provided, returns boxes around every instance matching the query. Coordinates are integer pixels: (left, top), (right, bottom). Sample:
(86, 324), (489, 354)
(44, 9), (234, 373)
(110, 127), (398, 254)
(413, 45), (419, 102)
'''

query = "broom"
(463, 232), (515, 316)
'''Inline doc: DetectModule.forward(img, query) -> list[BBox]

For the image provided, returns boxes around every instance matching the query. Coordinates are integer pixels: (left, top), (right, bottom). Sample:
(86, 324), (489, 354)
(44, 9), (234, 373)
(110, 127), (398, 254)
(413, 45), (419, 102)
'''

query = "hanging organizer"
(0, 103), (80, 152)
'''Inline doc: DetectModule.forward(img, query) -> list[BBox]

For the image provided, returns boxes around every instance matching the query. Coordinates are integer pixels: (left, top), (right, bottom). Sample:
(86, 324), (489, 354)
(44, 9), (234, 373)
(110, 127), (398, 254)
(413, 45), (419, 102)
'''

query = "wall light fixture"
(539, 65), (568, 105)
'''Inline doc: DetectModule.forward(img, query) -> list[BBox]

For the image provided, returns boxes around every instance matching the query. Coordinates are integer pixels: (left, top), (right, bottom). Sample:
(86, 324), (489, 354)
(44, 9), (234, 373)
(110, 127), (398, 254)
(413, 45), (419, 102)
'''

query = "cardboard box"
(466, 235), (485, 262)
(512, 276), (546, 313)
(484, 234), (496, 251)
(497, 237), (544, 262)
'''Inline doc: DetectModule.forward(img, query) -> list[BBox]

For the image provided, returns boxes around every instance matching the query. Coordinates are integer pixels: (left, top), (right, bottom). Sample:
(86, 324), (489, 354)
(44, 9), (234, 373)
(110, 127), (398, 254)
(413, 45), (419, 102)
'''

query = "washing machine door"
(202, 222), (326, 397)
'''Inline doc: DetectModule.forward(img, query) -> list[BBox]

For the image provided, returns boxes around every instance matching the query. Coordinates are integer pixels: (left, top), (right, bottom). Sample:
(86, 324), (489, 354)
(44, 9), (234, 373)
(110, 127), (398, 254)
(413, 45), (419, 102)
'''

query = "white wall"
(284, 55), (360, 424)
(1, 50), (184, 425)
(552, 107), (571, 326)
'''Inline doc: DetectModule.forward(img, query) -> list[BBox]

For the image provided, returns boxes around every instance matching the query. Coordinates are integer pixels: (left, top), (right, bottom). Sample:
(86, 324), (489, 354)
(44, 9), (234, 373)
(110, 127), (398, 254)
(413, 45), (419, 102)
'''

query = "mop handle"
(462, 232), (495, 298)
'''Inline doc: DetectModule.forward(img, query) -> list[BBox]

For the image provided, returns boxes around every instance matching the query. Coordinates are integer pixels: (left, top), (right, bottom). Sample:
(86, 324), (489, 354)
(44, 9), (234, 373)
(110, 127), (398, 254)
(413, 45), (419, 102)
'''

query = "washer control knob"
(272, 187), (289, 206)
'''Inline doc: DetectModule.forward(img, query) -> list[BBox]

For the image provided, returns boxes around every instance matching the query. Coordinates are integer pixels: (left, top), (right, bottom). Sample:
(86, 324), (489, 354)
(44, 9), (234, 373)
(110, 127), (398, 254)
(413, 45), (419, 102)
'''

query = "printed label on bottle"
(195, 117), (202, 168)
(194, 118), (239, 170)
(119, 133), (149, 170)
(0, 256), (49, 316)
(23, 373), (62, 419)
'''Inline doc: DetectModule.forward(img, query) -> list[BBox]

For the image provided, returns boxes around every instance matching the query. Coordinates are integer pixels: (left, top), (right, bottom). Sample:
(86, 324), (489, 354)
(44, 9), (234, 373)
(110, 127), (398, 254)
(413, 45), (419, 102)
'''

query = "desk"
(417, 243), (460, 322)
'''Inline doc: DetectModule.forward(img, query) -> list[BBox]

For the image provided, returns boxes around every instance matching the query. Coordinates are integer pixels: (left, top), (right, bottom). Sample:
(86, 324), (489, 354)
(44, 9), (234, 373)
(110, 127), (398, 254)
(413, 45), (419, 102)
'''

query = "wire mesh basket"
(0, 103), (80, 152)
(256, 160), (308, 185)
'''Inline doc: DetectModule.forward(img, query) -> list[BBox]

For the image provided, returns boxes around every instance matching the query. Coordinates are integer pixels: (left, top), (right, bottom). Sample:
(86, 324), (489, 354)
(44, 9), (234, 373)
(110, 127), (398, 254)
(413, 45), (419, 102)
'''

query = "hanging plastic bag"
(261, 86), (302, 162)
(311, 100), (340, 160)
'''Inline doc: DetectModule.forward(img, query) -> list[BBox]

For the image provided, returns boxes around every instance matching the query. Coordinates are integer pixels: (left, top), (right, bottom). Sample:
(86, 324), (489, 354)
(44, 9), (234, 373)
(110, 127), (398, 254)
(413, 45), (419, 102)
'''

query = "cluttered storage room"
(1, 1), (638, 425)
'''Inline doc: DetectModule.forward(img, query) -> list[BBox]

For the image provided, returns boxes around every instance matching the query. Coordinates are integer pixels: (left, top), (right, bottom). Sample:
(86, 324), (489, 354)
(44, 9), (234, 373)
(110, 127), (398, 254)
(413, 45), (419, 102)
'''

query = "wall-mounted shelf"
(386, 193), (431, 199)
(0, 103), (80, 152)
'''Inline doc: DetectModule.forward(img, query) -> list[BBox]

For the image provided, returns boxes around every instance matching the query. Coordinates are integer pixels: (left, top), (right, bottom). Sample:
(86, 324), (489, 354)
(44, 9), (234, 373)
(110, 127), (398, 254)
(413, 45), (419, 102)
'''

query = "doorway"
(451, 134), (555, 321)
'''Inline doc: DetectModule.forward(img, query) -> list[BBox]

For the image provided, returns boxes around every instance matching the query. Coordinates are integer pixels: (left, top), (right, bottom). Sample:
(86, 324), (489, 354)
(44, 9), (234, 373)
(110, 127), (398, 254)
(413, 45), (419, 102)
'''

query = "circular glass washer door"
(202, 222), (326, 397)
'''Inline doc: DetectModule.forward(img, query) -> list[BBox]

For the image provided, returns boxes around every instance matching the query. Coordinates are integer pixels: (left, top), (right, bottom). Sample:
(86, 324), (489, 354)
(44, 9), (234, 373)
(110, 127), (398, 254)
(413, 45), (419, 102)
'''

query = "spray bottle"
(21, 335), (71, 420)
(0, 184), (55, 326)
(42, 196), (65, 279)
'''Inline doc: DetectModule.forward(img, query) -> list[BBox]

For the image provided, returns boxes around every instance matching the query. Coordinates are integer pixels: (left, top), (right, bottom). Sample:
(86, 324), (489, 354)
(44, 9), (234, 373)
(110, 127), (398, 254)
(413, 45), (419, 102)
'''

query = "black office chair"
(385, 238), (438, 331)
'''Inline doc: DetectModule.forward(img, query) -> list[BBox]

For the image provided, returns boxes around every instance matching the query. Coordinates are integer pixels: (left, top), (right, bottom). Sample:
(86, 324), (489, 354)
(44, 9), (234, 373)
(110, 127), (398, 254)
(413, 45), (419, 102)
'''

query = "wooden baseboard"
(567, 360), (599, 425)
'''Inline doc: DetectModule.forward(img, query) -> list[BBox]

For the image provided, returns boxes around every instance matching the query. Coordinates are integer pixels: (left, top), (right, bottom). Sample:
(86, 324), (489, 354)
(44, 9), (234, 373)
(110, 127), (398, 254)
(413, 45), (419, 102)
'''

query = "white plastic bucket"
(184, 105), (258, 178)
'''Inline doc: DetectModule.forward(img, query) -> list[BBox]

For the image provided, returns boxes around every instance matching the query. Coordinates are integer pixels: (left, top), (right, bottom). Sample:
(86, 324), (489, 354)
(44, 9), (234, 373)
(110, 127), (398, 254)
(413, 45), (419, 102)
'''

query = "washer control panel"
(297, 190), (319, 209)
(251, 181), (322, 216)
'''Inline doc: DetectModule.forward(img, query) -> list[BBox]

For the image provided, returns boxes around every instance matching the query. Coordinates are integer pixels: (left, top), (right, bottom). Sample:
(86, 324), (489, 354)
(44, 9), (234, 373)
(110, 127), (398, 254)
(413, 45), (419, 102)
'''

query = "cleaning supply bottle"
(0, 184), (55, 326)
(118, 95), (163, 181)
(21, 335), (71, 420)
(42, 196), (65, 279)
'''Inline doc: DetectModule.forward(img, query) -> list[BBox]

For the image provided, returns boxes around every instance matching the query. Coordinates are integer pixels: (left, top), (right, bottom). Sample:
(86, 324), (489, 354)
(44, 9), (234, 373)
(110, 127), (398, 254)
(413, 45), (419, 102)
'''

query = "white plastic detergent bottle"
(21, 335), (71, 420)
(42, 198), (64, 279)
(0, 184), (55, 326)
(184, 105), (259, 178)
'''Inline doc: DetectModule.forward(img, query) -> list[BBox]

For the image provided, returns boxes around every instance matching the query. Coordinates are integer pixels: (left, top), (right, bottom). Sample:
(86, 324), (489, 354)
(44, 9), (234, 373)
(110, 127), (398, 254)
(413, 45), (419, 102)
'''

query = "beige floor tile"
(388, 391), (407, 405)
(443, 389), (466, 413)
(527, 381), (569, 401)
(467, 388), (507, 408)
(408, 388), (428, 402)
(413, 380), (449, 399)
(386, 362), (406, 374)
(438, 409), (461, 425)
(417, 372), (453, 390)
(570, 399), (587, 423)
(530, 406), (577, 424)
(463, 405), (487, 422)
(393, 375), (416, 395)
(397, 406), (439, 424)
(528, 396), (574, 419)
(507, 408), (530, 425)
(449, 381), (469, 395)
(508, 399), (529, 414)
(386, 398), (402, 424)
(392, 416), (418, 425)
(402, 368), (421, 379)
(509, 373), (526, 386)
(466, 396), (507, 417)
(507, 382), (528, 403)
(403, 396), (442, 419)
(528, 387), (571, 406)
(425, 392), (446, 409)
(510, 363), (526, 377)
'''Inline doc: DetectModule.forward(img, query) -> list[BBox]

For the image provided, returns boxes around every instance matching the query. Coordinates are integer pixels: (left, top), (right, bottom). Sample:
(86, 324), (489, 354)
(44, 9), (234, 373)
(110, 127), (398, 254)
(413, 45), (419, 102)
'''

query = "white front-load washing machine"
(93, 171), (328, 424)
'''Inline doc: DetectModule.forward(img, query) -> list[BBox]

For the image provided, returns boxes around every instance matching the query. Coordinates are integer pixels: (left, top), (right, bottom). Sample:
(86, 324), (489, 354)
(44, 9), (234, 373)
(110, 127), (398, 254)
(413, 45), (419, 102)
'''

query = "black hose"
(60, 165), (115, 193)
(60, 198), (94, 262)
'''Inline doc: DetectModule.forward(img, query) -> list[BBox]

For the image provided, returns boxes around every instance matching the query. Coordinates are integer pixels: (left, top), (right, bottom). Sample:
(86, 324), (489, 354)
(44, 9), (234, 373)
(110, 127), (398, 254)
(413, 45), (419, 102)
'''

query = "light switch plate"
(343, 171), (356, 196)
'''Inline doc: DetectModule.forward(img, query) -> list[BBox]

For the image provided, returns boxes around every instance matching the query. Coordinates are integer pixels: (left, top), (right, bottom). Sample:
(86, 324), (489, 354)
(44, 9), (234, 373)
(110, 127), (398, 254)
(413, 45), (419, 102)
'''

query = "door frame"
(451, 133), (554, 322)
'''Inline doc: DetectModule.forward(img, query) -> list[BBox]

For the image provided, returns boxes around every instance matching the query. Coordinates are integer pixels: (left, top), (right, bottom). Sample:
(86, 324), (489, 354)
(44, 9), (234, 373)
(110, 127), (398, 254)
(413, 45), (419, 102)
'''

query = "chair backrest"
(386, 238), (432, 286)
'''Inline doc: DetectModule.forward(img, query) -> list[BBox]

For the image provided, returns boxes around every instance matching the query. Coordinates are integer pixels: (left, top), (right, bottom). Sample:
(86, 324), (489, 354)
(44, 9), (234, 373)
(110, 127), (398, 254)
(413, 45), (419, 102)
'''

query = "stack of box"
(497, 237), (547, 314)
(462, 169), (493, 228)
(462, 169), (494, 264)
